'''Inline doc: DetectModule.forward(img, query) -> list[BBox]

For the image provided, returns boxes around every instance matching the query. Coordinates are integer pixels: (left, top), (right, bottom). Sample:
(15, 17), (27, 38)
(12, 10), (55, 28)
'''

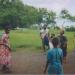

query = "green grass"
(10, 29), (42, 52)
(66, 32), (75, 52)
(1, 29), (75, 53)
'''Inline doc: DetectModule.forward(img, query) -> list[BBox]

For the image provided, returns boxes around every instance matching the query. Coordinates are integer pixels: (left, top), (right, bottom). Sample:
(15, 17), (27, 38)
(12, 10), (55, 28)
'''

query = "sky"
(22, 0), (75, 26)
(22, 0), (75, 15)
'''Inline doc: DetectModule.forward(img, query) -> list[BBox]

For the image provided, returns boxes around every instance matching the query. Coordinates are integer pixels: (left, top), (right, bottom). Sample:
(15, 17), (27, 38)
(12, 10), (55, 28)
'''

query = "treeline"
(0, 0), (56, 29)
(0, 0), (75, 29)
(66, 26), (75, 32)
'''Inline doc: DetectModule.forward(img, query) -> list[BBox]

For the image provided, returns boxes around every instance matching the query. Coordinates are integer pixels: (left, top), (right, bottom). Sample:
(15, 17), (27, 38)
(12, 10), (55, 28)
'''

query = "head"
(51, 33), (55, 38)
(52, 37), (59, 48)
(4, 24), (11, 34)
(43, 24), (47, 30)
(4, 28), (10, 34)
(60, 30), (64, 35)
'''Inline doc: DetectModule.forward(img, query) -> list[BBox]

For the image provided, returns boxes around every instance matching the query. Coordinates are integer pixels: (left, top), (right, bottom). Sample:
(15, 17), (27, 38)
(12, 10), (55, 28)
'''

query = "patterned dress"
(0, 33), (11, 65)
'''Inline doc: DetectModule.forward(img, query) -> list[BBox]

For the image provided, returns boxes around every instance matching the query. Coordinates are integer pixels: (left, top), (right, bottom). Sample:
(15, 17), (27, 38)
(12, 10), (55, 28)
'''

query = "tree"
(47, 11), (56, 26)
(60, 9), (72, 26)
(37, 8), (56, 28)
(60, 9), (75, 28)
(37, 8), (48, 24)
(0, 0), (41, 29)
(0, 0), (25, 29)
(0, 0), (57, 29)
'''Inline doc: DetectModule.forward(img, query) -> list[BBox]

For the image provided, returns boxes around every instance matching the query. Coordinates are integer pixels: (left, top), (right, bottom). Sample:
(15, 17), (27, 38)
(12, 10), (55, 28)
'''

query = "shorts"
(43, 36), (49, 46)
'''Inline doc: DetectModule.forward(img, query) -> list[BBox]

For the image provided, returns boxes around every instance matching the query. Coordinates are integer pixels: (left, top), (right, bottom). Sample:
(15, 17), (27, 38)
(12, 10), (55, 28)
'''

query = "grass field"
(10, 29), (41, 52)
(6, 29), (74, 53)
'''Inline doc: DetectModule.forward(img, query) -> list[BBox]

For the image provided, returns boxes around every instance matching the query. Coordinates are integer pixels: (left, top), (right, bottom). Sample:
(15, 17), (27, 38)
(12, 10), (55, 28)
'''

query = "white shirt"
(49, 41), (54, 49)
(40, 28), (49, 39)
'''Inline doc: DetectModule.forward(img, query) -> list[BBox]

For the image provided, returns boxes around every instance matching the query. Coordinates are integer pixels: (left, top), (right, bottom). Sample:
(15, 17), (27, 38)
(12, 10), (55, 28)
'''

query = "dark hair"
(3, 24), (10, 34)
(51, 33), (55, 38)
(3, 22), (11, 30)
(60, 30), (64, 35)
(52, 37), (59, 47)
(44, 27), (46, 30)
(44, 24), (47, 30)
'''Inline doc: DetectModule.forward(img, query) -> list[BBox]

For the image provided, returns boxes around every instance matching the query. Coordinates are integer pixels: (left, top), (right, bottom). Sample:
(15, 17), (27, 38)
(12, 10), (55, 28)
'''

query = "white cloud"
(22, 0), (71, 13)
(21, 0), (75, 26)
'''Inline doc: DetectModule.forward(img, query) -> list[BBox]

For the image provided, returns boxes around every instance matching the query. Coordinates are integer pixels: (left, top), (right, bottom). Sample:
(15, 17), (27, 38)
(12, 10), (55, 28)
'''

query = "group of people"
(0, 25), (67, 74)
(40, 25), (67, 74)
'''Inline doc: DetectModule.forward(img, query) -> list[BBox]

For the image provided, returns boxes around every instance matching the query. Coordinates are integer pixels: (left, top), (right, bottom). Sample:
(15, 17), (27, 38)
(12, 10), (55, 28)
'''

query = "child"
(58, 30), (67, 63)
(44, 37), (63, 75)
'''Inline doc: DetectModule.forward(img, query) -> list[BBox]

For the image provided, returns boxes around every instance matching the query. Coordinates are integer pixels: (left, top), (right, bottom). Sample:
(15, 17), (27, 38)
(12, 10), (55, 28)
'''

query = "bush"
(66, 26), (75, 32)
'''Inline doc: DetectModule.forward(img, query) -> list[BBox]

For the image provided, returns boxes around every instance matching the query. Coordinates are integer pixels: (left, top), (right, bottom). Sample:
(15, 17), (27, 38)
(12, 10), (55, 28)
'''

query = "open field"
(8, 29), (75, 53)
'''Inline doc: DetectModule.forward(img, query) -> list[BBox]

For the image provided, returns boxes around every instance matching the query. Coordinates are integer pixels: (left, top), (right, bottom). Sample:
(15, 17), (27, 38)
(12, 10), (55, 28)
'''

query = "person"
(49, 33), (55, 49)
(40, 25), (50, 52)
(0, 27), (11, 73)
(58, 30), (67, 63)
(44, 37), (63, 75)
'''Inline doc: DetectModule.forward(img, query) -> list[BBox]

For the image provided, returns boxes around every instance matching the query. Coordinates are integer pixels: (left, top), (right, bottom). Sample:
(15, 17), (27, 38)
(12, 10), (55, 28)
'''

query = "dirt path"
(11, 50), (46, 74)
(1, 50), (75, 74)
(11, 50), (75, 74)
(64, 52), (75, 74)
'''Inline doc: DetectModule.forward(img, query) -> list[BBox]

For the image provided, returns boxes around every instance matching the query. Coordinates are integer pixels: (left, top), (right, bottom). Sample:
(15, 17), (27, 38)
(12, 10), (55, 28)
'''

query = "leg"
(47, 43), (50, 50)
(63, 57), (67, 64)
(43, 41), (46, 52)
(1, 65), (7, 73)
(1, 64), (12, 73)
(42, 39), (46, 52)
(63, 48), (67, 64)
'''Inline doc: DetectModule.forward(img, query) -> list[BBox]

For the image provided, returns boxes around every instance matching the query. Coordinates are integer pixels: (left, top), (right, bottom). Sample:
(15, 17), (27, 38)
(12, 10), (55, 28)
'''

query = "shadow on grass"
(17, 45), (41, 50)
(11, 45), (41, 52)
(35, 46), (41, 50)
(17, 44), (41, 49)
(17, 44), (32, 48)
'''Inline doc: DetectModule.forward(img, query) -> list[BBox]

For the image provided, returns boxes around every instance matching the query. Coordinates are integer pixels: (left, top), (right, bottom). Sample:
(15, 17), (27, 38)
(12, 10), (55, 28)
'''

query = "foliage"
(0, 0), (75, 29)
(60, 9), (75, 26)
(66, 26), (75, 32)
(0, 0), (56, 29)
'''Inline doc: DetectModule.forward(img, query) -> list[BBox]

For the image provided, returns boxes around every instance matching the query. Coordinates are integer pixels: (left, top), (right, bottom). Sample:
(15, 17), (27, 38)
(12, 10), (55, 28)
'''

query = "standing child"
(44, 37), (63, 75)
(0, 27), (11, 73)
(58, 30), (67, 63)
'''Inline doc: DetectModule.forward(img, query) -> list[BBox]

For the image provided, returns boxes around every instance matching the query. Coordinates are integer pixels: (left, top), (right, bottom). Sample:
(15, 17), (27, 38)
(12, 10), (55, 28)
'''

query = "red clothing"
(0, 33), (11, 65)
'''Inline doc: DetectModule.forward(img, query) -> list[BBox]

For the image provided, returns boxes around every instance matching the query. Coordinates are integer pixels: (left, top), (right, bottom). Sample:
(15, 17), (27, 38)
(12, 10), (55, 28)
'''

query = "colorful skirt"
(0, 45), (11, 65)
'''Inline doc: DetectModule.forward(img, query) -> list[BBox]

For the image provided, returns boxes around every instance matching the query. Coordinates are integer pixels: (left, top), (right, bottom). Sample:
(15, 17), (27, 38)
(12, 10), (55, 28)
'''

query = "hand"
(4, 45), (12, 52)
(44, 70), (46, 74)
(9, 48), (12, 52)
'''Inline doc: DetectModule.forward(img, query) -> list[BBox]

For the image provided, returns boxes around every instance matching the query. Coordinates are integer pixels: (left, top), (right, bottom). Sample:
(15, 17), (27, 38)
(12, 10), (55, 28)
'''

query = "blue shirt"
(47, 48), (63, 75)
